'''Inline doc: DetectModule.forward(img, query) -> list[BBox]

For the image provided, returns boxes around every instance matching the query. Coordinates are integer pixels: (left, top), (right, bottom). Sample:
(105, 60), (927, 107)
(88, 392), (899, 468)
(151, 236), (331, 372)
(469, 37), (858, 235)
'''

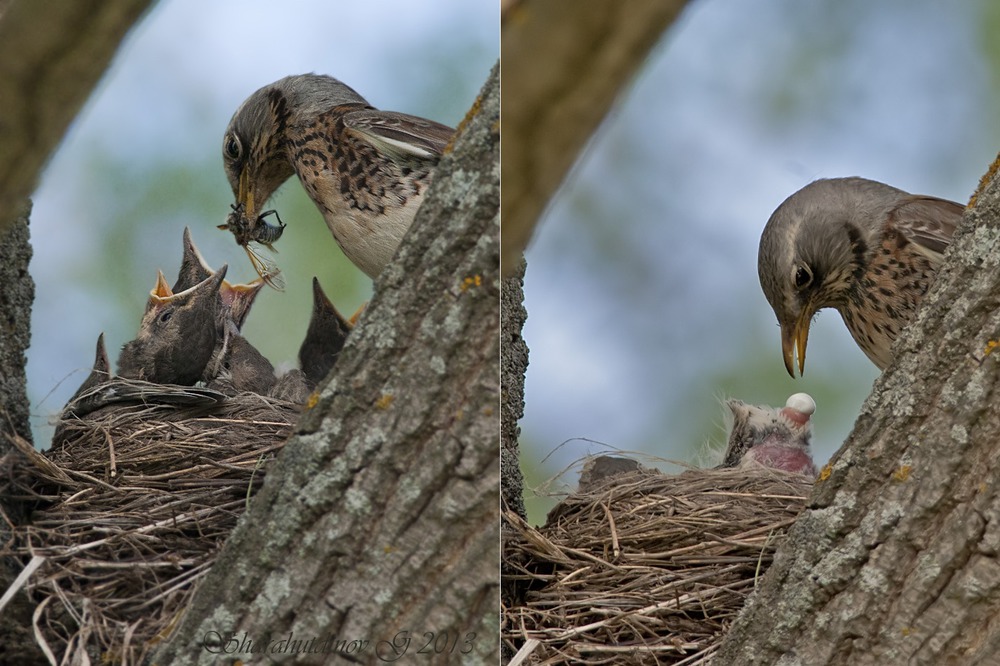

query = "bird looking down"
(221, 73), (455, 283)
(758, 177), (963, 376)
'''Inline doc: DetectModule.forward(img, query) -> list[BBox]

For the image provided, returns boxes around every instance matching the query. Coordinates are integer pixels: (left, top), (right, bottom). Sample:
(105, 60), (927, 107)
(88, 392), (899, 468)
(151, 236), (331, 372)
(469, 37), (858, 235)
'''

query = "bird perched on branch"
(758, 177), (963, 376)
(220, 73), (455, 282)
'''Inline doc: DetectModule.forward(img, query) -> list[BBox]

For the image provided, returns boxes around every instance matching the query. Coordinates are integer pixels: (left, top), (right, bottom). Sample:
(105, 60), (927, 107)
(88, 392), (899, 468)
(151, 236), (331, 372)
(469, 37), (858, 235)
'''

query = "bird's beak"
(149, 270), (173, 302)
(781, 311), (811, 378)
(237, 167), (257, 221)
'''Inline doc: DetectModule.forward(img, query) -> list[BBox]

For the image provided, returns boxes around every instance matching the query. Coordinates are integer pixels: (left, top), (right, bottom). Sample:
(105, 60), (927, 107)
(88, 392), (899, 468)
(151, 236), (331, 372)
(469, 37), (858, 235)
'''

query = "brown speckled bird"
(758, 177), (963, 376)
(221, 73), (455, 280)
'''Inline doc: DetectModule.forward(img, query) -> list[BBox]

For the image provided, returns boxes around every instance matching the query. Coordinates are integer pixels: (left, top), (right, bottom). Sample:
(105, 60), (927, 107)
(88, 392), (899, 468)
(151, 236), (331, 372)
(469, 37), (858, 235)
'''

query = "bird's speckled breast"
(284, 111), (434, 278)
(839, 228), (937, 369)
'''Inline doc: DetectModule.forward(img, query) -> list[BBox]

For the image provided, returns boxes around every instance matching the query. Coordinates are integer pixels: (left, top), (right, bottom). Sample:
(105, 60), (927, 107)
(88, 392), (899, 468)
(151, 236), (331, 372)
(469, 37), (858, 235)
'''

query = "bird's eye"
(224, 134), (242, 161)
(794, 265), (813, 290)
(159, 309), (174, 324)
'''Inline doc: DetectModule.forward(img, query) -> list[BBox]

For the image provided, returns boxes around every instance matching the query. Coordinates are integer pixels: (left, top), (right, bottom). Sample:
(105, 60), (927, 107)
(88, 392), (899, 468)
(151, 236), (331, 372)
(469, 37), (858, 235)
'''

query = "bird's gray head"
(222, 74), (370, 220)
(757, 177), (909, 376)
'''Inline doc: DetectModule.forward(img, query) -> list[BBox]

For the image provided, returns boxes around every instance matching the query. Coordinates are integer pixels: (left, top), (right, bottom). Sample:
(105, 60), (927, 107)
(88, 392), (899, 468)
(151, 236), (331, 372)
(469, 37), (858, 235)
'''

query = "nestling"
(720, 393), (817, 476)
(117, 267), (227, 385)
(299, 277), (352, 387)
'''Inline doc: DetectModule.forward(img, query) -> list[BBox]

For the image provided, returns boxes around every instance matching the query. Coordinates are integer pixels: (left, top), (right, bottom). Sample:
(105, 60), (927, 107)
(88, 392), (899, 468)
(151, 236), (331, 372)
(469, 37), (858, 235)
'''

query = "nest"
(2, 383), (300, 664)
(503, 461), (813, 665)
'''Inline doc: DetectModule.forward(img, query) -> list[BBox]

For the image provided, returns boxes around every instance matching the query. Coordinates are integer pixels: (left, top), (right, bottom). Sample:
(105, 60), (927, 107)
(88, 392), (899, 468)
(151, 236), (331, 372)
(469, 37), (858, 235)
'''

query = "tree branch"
(154, 62), (500, 665)
(500, 0), (689, 273)
(0, 0), (155, 233)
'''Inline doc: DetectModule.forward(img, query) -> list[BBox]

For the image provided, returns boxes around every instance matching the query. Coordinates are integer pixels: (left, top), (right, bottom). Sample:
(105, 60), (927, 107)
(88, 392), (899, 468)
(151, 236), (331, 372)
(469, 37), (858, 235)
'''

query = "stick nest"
(2, 385), (300, 664)
(503, 462), (813, 665)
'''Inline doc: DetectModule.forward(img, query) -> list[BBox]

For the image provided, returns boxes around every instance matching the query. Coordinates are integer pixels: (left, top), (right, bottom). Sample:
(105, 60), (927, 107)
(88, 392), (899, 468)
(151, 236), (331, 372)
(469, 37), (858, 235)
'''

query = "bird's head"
(222, 74), (369, 224)
(120, 266), (228, 385)
(758, 178), (904, 377)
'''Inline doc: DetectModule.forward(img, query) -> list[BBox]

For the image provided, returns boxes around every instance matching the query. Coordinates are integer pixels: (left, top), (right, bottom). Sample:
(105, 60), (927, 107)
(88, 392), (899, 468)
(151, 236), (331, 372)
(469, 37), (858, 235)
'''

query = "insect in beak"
(218, 204), (288, 290)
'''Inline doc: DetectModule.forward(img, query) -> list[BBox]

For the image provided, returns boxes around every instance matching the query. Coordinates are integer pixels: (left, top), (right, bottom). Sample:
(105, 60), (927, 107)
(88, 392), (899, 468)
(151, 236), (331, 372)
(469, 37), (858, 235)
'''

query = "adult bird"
(221, 73), (455, 281)
(758, 177), (963, 377)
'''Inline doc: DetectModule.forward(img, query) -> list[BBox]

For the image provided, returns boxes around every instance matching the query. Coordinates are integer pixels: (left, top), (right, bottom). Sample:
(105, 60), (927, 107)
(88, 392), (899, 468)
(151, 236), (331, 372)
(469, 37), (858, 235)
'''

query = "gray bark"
(0, 204), (33, 451)
(714, 170), (1000, 664)
(501, 261), (528, 663)
(0, 4), (153, 662)
(0, 205), (42, 665)
(153, 62), (500, 666)
(501, 260), (528, 523)
(500, 0), (690, 273)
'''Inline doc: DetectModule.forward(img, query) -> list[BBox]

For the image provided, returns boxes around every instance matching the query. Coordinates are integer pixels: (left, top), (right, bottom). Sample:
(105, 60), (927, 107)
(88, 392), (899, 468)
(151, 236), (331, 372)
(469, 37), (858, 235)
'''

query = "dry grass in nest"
(503, 462), (813, 665)
(2, 383), (300, 664)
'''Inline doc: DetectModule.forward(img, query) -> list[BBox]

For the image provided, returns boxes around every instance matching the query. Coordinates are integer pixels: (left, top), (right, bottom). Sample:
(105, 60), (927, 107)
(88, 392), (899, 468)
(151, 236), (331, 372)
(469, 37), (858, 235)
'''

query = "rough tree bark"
(713, 168), (1000, 664)
(0, 205), (40, 665)
(501, 3), (1000, 665)
(501, 261), (528, 523)
(0, 4), (154, 663)
(500, 0), (689, 273)
(153, 63), (500, 665)
(500, 261), (528, 663)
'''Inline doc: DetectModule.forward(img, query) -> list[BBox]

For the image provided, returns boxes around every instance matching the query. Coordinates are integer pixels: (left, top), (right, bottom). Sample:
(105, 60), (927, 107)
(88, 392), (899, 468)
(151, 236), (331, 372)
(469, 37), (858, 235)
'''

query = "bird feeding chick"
(720, 393), (818, 477)
(220, 73), (455, 285)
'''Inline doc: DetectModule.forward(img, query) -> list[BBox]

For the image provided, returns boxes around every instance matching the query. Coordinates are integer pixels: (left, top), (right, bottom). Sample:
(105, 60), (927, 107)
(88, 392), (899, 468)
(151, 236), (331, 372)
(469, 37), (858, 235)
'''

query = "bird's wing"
(342, 109), (454, 160)
(887, 195), (964, 259)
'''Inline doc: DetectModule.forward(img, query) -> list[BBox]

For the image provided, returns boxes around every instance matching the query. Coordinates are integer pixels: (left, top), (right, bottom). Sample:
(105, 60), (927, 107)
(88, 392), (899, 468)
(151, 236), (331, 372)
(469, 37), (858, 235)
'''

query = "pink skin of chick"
(739, 393), (817, 476)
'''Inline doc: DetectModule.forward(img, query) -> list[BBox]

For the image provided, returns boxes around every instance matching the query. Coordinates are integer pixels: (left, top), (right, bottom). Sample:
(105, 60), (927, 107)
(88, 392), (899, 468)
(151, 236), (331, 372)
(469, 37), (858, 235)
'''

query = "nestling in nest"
(503, 394), (819, 665)
(0, 228), (354, 664)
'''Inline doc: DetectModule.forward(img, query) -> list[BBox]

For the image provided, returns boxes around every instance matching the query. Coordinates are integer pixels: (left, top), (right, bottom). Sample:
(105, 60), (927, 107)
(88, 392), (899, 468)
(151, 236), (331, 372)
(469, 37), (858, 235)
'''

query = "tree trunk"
(0, 0), (156, 235)
(501, 260), (529, 663)
(153, 62), (500, 666)
(714, 166), (1000, 664)
(0, 205), (43, 665)
(0, 4), (153, 662)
